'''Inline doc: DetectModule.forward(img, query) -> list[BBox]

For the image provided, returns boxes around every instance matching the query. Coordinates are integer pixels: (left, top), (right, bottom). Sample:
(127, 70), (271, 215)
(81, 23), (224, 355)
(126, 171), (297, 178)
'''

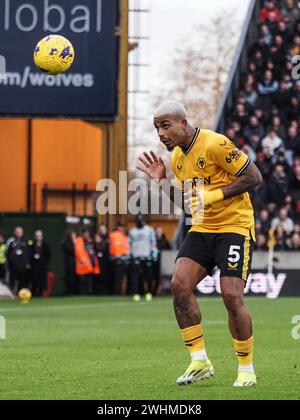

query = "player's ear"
(181, 119), (188, 128)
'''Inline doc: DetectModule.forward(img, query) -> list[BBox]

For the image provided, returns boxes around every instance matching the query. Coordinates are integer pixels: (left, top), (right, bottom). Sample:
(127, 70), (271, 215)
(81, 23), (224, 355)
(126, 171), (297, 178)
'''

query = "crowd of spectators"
(0, 218), (171, 299)
(62, 216), (171, 300)
(0, 227), (51, 296)
(225, 0), (300, 250)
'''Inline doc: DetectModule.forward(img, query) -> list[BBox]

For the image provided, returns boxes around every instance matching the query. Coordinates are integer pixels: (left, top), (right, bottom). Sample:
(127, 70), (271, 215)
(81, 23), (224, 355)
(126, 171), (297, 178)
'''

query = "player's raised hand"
(137, 151), (166, 181)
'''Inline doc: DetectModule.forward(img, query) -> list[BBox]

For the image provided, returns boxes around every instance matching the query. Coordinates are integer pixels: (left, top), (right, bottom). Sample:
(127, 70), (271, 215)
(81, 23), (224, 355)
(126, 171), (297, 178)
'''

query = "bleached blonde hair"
(153, 100), (187, 119)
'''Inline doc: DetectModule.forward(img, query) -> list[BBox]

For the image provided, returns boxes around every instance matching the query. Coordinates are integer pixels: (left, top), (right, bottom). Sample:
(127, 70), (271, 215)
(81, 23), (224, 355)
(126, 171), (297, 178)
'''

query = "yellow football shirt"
(171, 128), (255, 239)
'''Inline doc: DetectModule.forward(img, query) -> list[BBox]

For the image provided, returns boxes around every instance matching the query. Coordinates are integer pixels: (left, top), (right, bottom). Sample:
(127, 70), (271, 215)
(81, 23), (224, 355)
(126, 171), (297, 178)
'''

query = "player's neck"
(181, 125), (198, 152)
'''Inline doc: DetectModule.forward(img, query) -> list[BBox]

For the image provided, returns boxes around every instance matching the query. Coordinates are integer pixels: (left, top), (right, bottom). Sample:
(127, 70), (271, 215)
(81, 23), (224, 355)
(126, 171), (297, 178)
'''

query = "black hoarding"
(0, 0), (120, 120)
(196, 270), (300, 298)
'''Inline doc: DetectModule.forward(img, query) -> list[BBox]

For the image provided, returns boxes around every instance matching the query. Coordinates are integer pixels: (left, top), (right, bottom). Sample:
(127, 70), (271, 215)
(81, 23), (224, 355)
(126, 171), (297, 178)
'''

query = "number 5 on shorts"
(228, 245), (241, 263)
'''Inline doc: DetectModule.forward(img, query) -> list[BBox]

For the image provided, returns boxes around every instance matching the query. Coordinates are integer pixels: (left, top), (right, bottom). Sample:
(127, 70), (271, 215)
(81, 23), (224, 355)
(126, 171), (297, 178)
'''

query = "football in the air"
(18, 288), (32, 304)
(33, 34), (75, 75)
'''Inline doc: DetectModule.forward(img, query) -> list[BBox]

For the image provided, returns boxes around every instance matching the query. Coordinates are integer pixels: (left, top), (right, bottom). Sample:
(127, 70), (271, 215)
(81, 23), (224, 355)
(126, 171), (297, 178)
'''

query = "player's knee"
(222, 290), (242, 310)
(171, 273), (189, 296)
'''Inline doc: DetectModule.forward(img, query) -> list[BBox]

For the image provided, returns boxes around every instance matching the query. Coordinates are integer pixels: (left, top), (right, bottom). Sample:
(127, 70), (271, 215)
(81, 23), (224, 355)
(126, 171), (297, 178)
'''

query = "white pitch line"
(0, 298), (216, 313)
(5, 318), (228, 326)
(117, 319), (227, 325)
(0, 295), (276, 314)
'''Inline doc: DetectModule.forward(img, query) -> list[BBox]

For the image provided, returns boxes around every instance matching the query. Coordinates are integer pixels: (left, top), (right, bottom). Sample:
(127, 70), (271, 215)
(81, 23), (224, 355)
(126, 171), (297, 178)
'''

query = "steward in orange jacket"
(109, 229), (129, 258)
(74, 236), (100, 275)
(108, 224), (129, 295)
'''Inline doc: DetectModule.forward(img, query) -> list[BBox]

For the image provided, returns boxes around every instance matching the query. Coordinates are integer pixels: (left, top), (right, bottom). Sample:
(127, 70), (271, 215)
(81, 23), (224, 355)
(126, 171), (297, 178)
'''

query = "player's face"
(154, 115), (187, 151)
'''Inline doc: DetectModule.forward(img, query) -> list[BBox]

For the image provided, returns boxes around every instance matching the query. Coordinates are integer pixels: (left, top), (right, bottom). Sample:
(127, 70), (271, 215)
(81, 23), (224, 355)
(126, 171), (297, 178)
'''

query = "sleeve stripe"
(235, 158), (251, 177)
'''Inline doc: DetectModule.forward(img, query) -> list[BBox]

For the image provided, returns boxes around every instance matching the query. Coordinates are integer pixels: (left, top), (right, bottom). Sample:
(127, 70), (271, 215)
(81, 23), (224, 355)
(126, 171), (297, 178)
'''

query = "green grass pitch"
(0, 296), (299, 400)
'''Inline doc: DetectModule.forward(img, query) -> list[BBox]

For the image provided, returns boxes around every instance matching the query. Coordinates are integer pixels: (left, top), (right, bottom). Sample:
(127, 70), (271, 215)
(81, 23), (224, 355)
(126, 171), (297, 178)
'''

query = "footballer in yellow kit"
(172, 127), (256, 281)
(137, 101), (262, 388)
(171, 127), (255, 237)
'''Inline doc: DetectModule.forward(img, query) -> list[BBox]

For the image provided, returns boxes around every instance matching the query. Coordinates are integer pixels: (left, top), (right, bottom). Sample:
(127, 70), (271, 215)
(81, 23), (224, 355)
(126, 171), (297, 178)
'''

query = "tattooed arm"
(222, 161), (263, 200)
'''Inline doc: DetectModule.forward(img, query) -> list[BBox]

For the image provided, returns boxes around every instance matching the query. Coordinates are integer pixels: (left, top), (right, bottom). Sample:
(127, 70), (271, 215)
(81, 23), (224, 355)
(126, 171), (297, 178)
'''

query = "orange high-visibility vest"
(109, 230), (129, 257)
(74, 236), (100, 275)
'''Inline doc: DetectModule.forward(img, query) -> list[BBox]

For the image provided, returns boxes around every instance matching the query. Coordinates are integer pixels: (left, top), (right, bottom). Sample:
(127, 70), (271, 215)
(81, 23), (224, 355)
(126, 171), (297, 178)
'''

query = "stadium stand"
(215, 0), (300, 251)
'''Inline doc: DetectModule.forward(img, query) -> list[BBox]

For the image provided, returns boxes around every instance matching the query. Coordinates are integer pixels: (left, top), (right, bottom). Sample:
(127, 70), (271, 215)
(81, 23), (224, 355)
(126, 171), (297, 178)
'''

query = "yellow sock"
(233, 336), (254, 366)
(181, 324), (207, 360)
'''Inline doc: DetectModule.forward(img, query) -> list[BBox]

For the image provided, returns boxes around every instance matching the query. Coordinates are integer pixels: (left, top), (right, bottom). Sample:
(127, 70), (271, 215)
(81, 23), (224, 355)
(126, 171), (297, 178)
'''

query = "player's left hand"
(184, 188), (224, 214)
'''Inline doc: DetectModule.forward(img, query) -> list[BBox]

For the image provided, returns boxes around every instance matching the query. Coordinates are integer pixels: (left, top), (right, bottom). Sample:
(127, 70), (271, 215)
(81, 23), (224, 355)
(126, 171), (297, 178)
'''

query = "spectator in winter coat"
(0, 232), (7, 284)
(259, 1), (281, 23)
(261, 129), (282, 155)
(6, 226), (31, 294)
(62, 230), (77, 295)
(30, 230), (51, 296)
(271, 207), (294, 236)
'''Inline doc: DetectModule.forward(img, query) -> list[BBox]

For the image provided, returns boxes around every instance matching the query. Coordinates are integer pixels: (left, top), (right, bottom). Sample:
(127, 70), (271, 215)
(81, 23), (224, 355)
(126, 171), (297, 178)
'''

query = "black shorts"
(176, 232), (254, 281)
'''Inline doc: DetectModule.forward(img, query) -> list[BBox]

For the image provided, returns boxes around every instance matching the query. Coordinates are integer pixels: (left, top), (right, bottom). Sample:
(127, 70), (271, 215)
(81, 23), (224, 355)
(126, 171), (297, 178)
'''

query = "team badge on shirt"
(197, 158), (206, 169)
